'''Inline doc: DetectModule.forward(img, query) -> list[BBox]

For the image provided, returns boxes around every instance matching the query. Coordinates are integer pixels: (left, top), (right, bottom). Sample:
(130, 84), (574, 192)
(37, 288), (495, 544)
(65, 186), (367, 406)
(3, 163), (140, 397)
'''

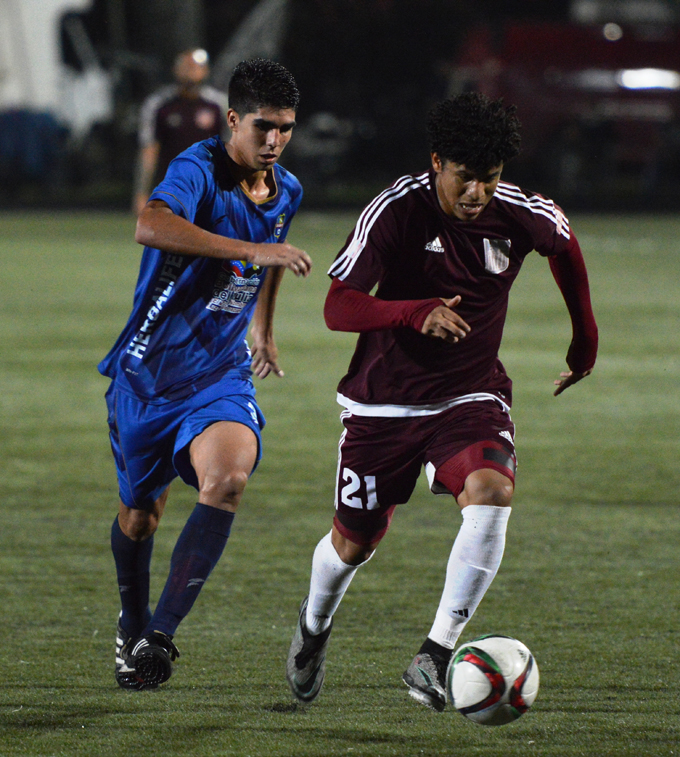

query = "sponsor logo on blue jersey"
(206, 259), (263, 314)
(126, 254), (186, 359)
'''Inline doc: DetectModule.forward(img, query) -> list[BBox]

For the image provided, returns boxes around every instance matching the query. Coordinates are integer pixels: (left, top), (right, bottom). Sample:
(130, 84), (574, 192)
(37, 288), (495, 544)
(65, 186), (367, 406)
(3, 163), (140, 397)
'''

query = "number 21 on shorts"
(339, 467), (379, 510)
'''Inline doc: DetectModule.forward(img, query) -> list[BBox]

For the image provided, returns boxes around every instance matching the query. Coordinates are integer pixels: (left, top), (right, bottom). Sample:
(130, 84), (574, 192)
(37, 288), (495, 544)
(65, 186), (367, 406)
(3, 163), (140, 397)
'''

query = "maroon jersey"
(139, 84), (228, 182)
(328, 170), (572, 409)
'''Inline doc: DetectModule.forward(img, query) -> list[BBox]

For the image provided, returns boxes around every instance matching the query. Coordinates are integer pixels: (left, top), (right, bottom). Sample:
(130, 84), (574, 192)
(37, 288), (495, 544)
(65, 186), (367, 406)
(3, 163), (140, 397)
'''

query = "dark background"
(3, 0), (680, 211)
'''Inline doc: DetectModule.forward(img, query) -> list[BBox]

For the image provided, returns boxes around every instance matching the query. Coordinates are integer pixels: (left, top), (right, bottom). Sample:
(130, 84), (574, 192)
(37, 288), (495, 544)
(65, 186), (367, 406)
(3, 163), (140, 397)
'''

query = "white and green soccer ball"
(447, 634), (540, 726)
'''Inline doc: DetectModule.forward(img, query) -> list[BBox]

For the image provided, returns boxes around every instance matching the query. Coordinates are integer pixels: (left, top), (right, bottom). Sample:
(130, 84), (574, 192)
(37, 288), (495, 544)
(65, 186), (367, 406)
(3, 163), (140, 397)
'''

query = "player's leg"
(125, 389), (263, 689)
(404, 468), (514, 711)
(113, 490), (168, 637)
(287, 413), (418, 703)
(112, 491), (169, 689)
(105, 384), (181, 689)
(286, 523), (388, 704)
(127, 420), (257, 689)
(404, 404), (517, 710)
(144, 420), (257, 638)
(429, 466), (513, 649)
(304, 519), (382, 636)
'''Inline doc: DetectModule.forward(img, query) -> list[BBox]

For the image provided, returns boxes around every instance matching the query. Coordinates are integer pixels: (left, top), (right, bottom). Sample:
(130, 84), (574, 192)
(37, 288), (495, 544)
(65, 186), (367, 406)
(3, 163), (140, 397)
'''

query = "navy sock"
(146, 503), (234, 637)
(111, 516), (153, 638)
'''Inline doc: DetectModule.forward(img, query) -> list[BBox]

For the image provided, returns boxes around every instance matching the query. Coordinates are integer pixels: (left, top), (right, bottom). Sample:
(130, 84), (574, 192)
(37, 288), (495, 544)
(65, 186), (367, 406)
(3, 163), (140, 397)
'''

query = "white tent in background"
(0, 0), (112, 137)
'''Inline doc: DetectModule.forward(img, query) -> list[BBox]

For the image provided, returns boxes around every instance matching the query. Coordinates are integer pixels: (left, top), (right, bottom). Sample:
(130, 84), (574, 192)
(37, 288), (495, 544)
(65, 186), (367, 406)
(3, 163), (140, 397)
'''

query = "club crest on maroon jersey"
(483, 238), (511, 273)
(195, 108), (217, 130)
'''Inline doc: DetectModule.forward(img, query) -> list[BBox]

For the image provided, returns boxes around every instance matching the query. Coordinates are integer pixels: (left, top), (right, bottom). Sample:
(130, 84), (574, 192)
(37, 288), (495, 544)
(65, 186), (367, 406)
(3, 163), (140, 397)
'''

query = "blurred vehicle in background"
(0, 0), (113, 203)
(446, 1), (680, 208)
(1, 0), (679, 210)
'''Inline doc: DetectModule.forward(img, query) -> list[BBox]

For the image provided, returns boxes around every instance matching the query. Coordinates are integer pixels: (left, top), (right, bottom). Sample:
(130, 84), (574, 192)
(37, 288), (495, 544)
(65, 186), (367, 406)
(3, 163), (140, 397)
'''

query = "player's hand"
(249, 242), (312, 277)
(421, 295), (471, 343)
(553, 369), (592, 396)
(251, 336), (284, 379)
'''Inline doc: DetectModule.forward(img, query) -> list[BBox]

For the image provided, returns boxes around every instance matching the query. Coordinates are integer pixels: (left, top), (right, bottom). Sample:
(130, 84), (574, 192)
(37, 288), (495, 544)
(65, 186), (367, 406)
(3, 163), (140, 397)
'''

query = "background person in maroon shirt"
(132, 48), (228, 216)
(286, 92), (598, 711)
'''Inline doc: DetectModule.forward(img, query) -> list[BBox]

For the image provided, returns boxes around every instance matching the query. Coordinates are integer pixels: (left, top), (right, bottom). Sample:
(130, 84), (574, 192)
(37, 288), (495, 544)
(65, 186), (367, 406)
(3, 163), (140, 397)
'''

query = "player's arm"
(548, 234), (598, 396)
(135, 200), (312, 277)
(324, 277), (470, 342)
(250, 265), (285, 379)
(133, 142), (160, 216)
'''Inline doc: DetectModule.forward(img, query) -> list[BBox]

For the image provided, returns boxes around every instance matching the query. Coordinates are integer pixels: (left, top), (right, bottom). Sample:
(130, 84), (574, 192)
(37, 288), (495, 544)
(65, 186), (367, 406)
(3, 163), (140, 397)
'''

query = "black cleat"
(402, 650), (450, 712)
(115, 616), (142, 690)
(286, 597), (333, 703)
(116, 626), (180, 691)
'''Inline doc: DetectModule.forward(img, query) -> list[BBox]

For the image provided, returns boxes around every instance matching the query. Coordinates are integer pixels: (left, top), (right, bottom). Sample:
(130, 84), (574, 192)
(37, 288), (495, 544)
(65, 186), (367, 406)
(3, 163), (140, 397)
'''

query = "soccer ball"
(447, 634), (539, 726)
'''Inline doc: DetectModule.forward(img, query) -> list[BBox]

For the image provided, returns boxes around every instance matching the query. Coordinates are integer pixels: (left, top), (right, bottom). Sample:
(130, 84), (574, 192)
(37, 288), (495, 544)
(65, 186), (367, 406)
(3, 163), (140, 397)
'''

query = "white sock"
(305, 531), (368, 635)
(428, 505), (511, 650)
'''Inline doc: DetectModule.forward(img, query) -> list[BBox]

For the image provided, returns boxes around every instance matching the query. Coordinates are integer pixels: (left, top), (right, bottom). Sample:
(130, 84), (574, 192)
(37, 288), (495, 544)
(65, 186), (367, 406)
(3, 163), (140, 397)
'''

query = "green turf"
(0, 210), (679, 756)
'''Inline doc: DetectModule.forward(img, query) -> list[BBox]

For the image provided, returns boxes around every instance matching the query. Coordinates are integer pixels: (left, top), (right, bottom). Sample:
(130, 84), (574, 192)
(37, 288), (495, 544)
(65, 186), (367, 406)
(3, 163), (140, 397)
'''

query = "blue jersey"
(98, 136), (302, 403)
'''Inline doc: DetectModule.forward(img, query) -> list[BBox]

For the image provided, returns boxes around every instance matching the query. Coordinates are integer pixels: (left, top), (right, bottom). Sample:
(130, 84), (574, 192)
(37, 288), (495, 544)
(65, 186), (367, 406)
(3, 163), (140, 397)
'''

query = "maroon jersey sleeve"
(533, 201), (571, 257)
(493, 182), (572, 258)
(328, 174), (431, 291)
(548, 234), (598, 372)
(324, 277), (441, 332)
(325, 174), (446, 333)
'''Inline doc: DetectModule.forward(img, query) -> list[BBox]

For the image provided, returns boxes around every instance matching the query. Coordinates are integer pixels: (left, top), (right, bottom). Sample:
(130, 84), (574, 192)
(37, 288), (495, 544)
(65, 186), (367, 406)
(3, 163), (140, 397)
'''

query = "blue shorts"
(105, 377), (265, 510)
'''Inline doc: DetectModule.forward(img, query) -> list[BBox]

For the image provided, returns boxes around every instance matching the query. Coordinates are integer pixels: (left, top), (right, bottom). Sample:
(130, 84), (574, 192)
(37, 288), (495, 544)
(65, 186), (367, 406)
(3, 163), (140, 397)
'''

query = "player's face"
(432, 154), (503, 222)
(174, 51), (209, 86)
(227, 107), (296, 172)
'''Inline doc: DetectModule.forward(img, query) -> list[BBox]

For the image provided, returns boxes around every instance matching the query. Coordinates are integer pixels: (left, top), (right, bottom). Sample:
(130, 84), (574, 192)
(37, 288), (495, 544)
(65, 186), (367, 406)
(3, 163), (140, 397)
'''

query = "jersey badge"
(195, 108), (216, 130)
(425, 236), (445, 253)
(274, 213), (286, 239)
(483, 238), (511, 273)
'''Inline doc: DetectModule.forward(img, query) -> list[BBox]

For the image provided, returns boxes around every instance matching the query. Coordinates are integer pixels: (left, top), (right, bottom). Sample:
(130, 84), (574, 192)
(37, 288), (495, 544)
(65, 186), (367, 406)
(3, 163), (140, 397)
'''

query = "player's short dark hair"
(426, 92), (521, 169)
(228, 58), (300, 115)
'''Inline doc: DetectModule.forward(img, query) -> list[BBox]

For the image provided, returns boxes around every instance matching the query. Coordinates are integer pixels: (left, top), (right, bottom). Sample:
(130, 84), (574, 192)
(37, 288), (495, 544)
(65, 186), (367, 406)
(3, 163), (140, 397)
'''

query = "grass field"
(0, 210), (679, 757)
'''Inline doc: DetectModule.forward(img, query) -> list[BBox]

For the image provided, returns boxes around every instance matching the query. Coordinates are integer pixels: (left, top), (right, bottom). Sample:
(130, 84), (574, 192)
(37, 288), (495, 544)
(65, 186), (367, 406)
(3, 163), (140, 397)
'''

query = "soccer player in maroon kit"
(286, 92), (598, 710)
(133, 49), (228, 216)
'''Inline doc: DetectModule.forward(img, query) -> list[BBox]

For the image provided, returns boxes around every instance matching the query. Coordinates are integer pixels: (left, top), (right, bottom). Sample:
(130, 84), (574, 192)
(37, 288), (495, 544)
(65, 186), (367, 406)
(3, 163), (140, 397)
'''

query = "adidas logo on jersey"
(425, 236), (445, 253)
(499, 430), (513, 443)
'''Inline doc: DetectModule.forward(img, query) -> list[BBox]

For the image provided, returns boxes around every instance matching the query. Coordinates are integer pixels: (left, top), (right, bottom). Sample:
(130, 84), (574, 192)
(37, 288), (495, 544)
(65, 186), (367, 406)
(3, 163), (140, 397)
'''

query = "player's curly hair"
(228, 58), (300, 115)
(426, 93), (521, 169)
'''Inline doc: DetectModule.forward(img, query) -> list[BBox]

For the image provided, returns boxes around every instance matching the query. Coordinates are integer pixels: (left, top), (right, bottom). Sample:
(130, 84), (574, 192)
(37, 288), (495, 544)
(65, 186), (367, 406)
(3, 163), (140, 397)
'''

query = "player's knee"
(333, 537), (375, 566)
(199, 468), (249, 508)
(461, 468), (514, 508)
(338, 541), (375, 566)
(331, 504), (395, 564)
(331, 524), (379, 566)
(119, 508), (158, 541)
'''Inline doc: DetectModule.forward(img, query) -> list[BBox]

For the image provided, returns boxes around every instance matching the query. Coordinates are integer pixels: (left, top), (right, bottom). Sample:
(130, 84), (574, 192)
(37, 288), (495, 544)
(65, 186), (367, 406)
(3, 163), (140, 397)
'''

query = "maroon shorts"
(333, 400), (516, 545)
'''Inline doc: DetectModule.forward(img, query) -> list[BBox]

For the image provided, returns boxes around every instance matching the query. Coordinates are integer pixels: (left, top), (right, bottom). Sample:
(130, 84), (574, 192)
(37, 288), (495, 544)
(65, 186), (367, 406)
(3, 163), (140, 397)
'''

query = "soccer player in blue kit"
(99, 58), (312, 690)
